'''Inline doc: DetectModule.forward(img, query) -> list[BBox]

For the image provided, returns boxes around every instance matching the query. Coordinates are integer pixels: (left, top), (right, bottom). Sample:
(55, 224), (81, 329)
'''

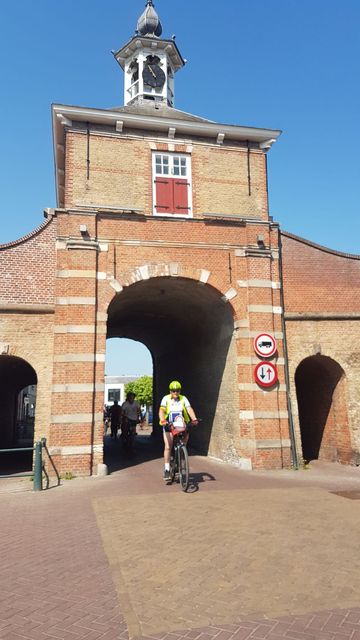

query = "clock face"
(142, 63), (165, 88)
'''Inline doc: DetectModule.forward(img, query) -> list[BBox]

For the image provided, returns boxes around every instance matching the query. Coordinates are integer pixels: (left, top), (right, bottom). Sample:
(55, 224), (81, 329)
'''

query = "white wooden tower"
(113, 1), (185, 108)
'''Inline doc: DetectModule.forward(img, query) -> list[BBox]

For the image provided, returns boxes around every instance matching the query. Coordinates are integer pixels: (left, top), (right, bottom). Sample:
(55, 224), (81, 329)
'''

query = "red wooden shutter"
(173, 179), (190, 215)
(154, 177), (173, 213)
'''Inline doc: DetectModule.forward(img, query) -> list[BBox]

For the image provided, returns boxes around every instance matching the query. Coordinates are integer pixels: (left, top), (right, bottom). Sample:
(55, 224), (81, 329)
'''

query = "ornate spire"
(136, 0), (163, 37)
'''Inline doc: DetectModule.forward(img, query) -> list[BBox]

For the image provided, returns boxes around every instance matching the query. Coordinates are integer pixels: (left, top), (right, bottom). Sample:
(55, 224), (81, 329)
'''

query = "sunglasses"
(171, 389), (180, 393)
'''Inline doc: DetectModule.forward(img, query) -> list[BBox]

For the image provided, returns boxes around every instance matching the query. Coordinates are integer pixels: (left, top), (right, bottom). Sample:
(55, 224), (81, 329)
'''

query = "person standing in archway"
(121, 392), (142, 442)
(108, 400), (122, 439)
(159, 380), (198, 483)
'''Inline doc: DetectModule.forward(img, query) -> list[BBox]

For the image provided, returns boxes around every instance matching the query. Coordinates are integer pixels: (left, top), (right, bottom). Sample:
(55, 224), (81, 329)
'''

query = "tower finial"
(136, 0), (162, 37)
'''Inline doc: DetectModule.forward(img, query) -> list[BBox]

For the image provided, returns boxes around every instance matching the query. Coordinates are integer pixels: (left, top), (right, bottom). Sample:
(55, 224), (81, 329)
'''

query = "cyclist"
(159, 380), (198, 483)
(121, 392), (142, 442)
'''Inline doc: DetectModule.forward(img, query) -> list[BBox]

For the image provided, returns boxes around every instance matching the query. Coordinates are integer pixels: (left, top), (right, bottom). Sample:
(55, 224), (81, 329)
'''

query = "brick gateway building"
(1, 2), (359, 475)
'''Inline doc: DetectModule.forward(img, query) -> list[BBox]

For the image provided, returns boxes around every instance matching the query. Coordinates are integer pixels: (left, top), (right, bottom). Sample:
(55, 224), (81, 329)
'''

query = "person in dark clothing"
(108, 400), (122, 439)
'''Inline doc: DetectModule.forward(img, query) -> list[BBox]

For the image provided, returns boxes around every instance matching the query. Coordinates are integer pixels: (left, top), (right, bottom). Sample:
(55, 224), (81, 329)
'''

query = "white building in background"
(104, 375), (140, 407)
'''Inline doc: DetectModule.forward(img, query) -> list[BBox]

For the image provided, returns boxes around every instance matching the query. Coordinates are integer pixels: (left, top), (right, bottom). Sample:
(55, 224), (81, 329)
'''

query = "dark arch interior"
(295, 355), (344, 461)
(0, 355), (37, 474)
(107, 276), (235, 455)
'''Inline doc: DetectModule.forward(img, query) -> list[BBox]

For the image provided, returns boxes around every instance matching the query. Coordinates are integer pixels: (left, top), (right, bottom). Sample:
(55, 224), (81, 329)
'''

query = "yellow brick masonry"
(64, 131), (268, 220)
(46, 127), (290, 474)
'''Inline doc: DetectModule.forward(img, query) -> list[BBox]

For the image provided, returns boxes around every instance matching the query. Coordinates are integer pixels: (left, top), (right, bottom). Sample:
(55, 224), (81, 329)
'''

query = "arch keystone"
(169, 263), (180, 276)
(139, 265), (150, 280)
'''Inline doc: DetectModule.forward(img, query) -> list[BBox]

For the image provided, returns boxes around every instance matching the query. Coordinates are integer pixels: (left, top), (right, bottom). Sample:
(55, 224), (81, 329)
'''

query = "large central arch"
(107, 276), (236, 456)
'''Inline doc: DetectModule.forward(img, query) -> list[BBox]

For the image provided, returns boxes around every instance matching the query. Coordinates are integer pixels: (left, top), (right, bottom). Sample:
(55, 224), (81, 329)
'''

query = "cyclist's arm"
(187, 405), (198, 422)
(159, 405), (167, 423)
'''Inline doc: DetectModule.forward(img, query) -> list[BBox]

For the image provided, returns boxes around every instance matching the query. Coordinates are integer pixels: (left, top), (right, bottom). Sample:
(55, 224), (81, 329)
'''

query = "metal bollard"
(33, 441), (43, 491)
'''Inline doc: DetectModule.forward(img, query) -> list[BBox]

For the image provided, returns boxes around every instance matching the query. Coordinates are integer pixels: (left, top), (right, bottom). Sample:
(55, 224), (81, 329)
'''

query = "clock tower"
(113, 1), (185, 108)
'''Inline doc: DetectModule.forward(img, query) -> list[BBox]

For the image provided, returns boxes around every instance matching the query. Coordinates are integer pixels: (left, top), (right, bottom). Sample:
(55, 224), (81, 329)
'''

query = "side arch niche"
(0, 355), (37, 473)
(106, 276), (236, 457)
(295, 355), (351, 464)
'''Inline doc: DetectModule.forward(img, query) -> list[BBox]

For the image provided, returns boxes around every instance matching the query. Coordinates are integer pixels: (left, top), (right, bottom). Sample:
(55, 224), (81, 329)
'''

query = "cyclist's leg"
(163, 430), (173, 465)
(163, 429), (173, 482)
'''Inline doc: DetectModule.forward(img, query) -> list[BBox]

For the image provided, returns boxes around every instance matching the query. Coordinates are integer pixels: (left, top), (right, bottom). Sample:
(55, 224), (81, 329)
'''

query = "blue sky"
(1, 0), (359, 375)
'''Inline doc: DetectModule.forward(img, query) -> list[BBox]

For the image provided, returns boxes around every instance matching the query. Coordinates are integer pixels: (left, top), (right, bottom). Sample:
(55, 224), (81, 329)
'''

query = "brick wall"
(0, 218), (56, 305)
(282, 232), (360, 464)
(281, 232), (360, 314)
(0, 218), (57, 452)
(0, 315), (54, 446)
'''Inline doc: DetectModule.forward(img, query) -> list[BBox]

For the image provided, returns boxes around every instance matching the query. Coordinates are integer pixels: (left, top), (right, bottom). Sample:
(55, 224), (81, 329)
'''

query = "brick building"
(0, 2), (359, 476)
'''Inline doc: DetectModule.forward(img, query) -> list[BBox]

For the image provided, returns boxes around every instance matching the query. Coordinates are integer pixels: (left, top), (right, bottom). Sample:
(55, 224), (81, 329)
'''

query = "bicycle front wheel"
(178, 445), (189, 492)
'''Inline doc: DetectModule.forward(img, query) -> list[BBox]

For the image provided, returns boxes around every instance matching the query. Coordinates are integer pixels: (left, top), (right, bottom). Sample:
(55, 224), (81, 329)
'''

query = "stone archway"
(106, 276), (236, 458)
(295, 355), (351, 463)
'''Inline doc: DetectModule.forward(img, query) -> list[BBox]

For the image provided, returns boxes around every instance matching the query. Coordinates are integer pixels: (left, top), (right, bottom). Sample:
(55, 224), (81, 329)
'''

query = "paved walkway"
(2, 432), (360, 639)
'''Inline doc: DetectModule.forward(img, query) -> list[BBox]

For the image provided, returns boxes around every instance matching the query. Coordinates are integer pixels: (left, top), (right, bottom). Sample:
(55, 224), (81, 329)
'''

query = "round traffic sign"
(254, 362), (278, 388)
(253, 333), (277, 358)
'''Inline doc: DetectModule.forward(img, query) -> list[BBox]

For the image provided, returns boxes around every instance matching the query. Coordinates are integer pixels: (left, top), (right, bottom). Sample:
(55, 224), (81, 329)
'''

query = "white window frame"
(152, 152), (193, 218)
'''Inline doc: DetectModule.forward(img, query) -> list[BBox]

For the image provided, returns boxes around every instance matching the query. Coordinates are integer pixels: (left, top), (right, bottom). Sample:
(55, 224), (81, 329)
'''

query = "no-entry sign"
(254, 333), (277, 358)
(254, 361), (278, 388)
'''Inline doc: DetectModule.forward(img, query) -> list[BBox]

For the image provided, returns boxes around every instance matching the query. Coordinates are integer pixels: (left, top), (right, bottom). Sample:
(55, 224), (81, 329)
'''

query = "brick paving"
(1, 432), (360, 639)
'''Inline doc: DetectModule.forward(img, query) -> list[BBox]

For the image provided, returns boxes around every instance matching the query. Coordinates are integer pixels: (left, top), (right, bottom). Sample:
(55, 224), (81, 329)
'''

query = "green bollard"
(33, 441), (43, 491)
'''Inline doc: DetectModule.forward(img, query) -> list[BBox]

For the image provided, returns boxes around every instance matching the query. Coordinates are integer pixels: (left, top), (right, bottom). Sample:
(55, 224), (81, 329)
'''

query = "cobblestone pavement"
(2, 432), (360, 639)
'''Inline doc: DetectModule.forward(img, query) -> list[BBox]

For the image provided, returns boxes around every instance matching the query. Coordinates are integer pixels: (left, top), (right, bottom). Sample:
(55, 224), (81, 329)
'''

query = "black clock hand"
(147, 64), (156, 78)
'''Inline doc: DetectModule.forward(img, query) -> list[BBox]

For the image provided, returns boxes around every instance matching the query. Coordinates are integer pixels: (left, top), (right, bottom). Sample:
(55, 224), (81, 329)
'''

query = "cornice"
(53, 103), (281, 144)
(113, 35), (185, 71)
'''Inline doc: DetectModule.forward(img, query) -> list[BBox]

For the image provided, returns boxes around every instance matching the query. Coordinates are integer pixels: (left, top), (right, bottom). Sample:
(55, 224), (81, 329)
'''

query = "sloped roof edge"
(281, 230), (360, 260)
(0, 217), (54, 251)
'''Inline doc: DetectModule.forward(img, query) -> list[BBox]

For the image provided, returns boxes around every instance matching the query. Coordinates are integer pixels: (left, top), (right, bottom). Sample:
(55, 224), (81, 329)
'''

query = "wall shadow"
(295, 354), (348, 462)
(104, 431), (163, 473)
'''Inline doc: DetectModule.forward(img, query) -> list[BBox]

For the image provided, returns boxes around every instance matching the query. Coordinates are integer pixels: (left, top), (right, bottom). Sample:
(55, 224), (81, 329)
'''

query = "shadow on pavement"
(103, 431), (217, 493)
(187, 471), (217, 493)
(104, 431), (163, 473)
(0, 450), (33, 476)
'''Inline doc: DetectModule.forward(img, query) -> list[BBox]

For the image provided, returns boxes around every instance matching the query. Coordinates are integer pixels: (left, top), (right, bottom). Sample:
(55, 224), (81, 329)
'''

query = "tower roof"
(136, 1), (162, 37)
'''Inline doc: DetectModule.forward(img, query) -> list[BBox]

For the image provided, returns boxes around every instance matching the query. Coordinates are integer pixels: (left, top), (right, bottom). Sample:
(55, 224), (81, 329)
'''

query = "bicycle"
(167, 416), (197, 492)
(122, 418), (138, 454)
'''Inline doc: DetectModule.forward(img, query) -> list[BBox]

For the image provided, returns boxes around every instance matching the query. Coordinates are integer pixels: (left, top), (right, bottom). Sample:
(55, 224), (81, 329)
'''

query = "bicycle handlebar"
(161, 419), (201, 427)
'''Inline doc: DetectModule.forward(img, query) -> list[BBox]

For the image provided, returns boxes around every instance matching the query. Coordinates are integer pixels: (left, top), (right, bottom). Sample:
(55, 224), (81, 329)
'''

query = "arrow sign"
(254, 333), (277, 358)
(254, 361), (278, 388)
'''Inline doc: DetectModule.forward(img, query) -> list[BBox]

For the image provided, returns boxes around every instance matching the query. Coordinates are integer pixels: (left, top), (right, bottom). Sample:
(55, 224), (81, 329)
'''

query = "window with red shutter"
(154, 176), (172, 213)
(153, 153), (192, 217)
